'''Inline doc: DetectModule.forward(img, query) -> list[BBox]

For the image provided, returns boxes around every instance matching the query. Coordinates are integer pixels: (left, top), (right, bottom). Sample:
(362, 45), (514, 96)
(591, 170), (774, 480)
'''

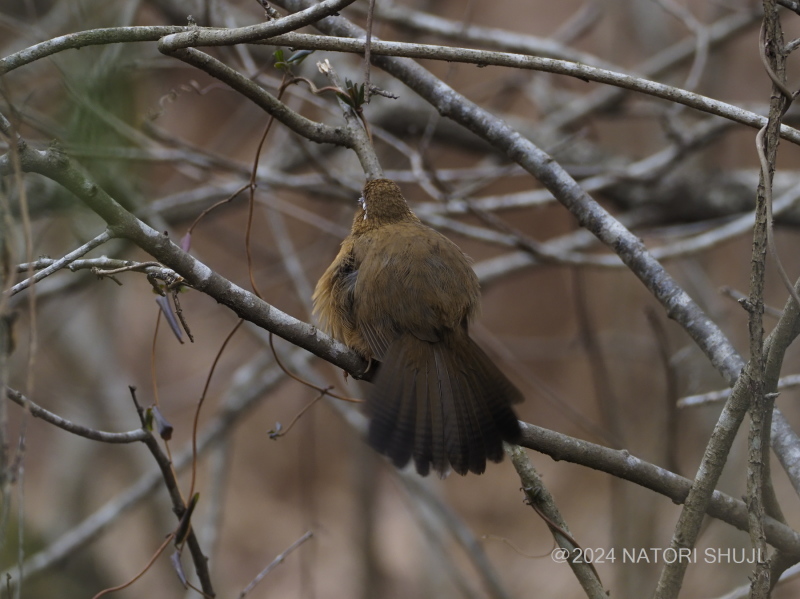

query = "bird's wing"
(312, 242), (359, 343)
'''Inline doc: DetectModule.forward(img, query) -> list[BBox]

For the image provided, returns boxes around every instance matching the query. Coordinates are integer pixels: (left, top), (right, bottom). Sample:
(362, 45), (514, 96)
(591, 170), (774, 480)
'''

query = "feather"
(412, 367), (433, 476)
(358, 318), (393, 361)
(367, 332), (520, 476)
(314, 179), (524, 477)
(367, 357), (404, 456)
(385, 364), (417, 469)
(434, 344), (467, 475)
(452, 364), (489, 475)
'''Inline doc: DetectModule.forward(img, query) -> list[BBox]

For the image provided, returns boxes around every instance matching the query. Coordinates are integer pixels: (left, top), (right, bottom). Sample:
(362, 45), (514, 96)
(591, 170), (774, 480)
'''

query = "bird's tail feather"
(367, 332), (522, 476)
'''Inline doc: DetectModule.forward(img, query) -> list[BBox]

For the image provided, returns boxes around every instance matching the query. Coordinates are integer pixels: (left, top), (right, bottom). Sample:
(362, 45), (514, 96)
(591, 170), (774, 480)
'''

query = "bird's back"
(351, 220), (480, 360)
(313, 179), (523, 476)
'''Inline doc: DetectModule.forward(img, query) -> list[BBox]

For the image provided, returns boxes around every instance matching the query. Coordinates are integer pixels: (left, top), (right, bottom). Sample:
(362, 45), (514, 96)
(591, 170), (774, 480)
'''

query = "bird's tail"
(366, 331), (523, 476)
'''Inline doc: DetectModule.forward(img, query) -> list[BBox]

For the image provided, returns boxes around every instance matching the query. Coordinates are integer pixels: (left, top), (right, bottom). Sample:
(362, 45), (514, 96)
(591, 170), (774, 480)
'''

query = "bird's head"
(352, 179), (418, 233)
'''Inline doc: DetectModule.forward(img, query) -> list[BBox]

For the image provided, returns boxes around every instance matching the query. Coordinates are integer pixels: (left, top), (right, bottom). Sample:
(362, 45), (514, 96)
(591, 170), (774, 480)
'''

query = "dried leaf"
(287, 49), (314, 65)
(268, 422), (283, 439)
(155, 295), (184, 343)
(175, 493), (200, 545)
(170, 551), (188, 588)
(152, 405), (174, 441)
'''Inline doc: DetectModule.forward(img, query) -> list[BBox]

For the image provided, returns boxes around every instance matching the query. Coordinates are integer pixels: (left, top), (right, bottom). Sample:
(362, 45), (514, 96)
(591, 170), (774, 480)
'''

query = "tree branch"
(250, 32), (800, 146)
(517, 423), (800, 556)
(0, 141), (369, 379)
(5, 387), (148, 444)
(270, 0), (745, 387)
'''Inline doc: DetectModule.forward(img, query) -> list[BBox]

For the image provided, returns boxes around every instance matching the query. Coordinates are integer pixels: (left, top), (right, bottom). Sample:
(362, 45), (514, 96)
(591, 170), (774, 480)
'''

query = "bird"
(313, 179), (523, 476)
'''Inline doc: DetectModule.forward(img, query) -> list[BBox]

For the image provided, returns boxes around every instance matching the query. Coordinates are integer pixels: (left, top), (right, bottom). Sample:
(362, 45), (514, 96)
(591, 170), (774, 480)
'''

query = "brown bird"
(313, 179), (523, 476)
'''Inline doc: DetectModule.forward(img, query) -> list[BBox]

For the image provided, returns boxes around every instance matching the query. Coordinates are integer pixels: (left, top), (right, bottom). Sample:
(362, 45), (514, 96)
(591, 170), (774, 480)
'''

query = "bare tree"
(3, 0), (800, 598)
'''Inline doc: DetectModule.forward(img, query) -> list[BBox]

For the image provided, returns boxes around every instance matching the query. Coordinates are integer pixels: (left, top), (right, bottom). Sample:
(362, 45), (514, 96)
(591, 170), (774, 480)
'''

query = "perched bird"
(313, 179), (523, 476)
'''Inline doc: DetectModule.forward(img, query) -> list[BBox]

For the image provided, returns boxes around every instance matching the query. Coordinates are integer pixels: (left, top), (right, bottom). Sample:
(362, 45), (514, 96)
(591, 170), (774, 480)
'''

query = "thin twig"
(7, 230), (114, 296)
(188, 319), (244, 500)
(239, 531), (314, 598)
(363, 0), (376, 101)
(254, 31), (800, 145)
(268, 333), (361, 403)
(268, 393), (324, 439)
(1, 354), (297, 586)
(91, 533), (176, 599)
(678, 373), (800, 408)
(131, 405), (215, 596)
(506, 444), (606, 598)
(5, 388), (148, 443)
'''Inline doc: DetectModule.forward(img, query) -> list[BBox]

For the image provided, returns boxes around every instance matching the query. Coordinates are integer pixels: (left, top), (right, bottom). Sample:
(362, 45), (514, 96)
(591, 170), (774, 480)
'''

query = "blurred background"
(3, 0), (800, 597)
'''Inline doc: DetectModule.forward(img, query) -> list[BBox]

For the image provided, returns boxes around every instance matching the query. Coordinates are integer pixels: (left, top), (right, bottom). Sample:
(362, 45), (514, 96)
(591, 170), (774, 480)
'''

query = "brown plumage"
(313, 179), (523, 476)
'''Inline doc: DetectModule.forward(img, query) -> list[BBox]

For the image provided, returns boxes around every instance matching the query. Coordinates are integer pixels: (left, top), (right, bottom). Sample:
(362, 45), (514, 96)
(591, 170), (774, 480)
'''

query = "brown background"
(3, 0), (800, 597)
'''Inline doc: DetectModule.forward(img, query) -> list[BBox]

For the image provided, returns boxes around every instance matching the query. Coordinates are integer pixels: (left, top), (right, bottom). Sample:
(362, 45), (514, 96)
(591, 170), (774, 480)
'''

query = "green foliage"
(337, 78), (365, 110)
(273, 48), (315, 71)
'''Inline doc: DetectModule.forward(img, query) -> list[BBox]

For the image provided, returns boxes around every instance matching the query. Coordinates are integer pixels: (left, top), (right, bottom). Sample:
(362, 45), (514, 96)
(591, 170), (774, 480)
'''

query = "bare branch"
(238, 531), (313, 598)
(0, 141), (369, 379)
(517, 423), (800, 555)
(270, 0), (746, 387)
(7, 230), (114, 296)
(5, 387), (148, 444)
(253, 32), (800, 146)
(157, 0), (357, 51)
(506, 444), (607, 598)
